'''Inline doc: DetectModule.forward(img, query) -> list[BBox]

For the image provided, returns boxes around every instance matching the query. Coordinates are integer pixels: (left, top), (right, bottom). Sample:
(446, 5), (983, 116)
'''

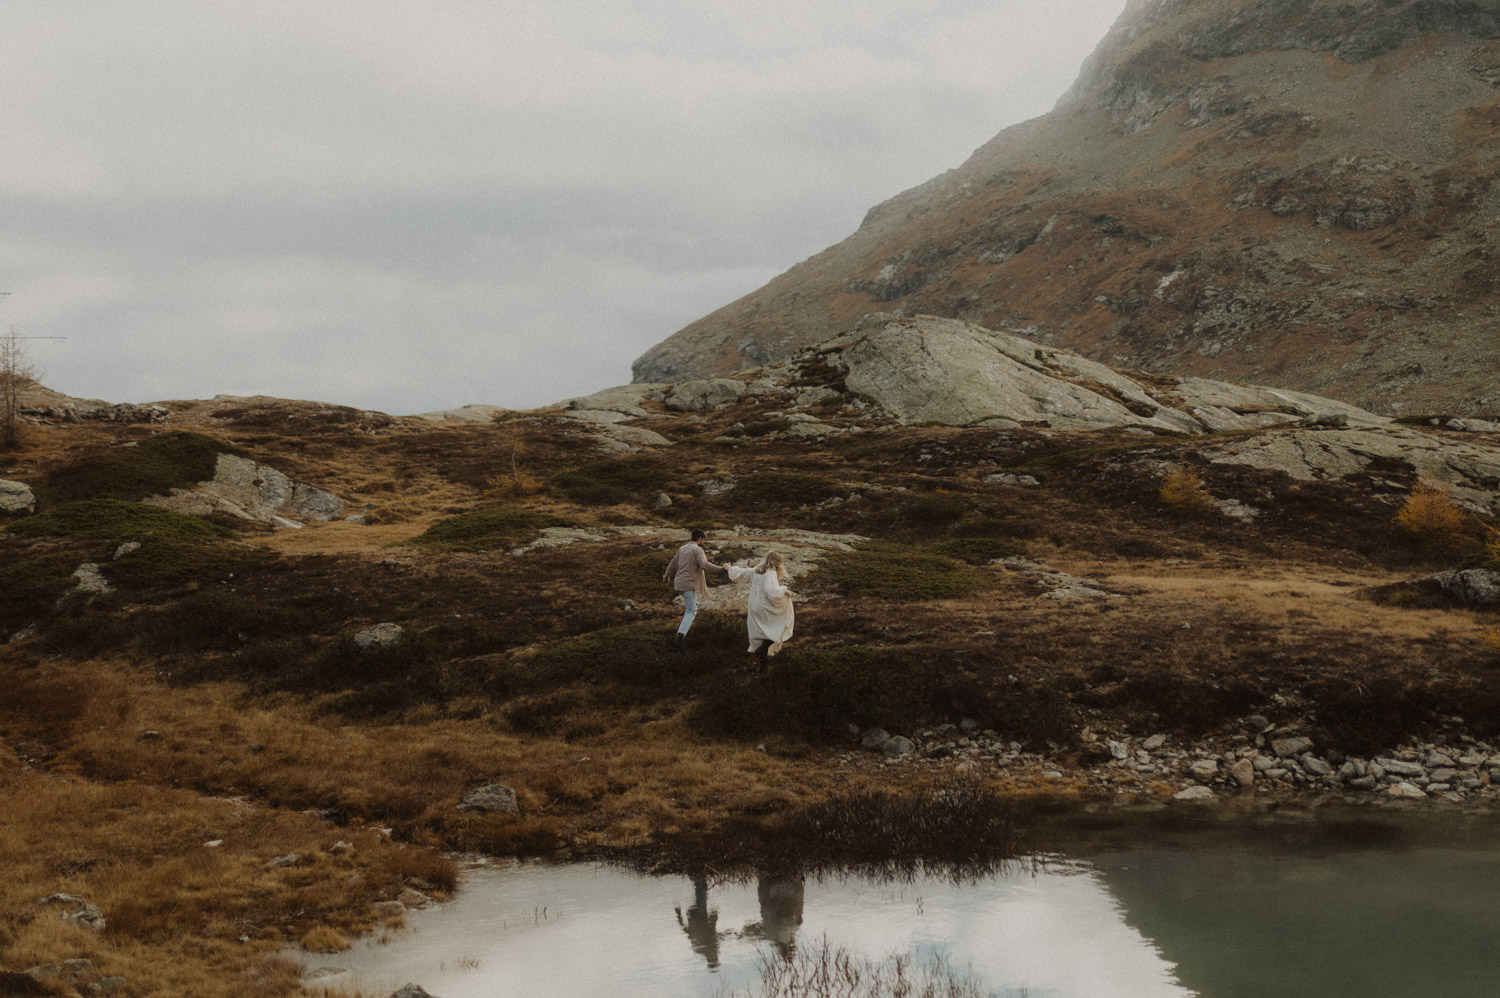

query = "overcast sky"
(2, 0), (1129, 414)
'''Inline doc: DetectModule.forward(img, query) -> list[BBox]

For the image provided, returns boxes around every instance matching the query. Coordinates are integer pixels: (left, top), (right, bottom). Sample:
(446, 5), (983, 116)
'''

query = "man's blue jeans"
(677, 589), (698, 635)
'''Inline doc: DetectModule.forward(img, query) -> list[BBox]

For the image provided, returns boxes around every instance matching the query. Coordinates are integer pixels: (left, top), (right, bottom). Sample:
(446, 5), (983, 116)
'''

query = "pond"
(298, 804), (1500, 998)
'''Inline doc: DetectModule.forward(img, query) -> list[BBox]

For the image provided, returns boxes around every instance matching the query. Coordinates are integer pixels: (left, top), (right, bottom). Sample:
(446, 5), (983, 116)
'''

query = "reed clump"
(729, 937), (987, 998)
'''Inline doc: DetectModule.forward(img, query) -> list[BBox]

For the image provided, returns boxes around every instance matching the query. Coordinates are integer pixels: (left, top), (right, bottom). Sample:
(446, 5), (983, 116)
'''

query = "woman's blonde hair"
(756, 551), (785, 578)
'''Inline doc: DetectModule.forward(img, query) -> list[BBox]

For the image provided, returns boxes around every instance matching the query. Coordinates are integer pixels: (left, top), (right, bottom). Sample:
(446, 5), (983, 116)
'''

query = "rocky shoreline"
(848, 715), (1500, 807)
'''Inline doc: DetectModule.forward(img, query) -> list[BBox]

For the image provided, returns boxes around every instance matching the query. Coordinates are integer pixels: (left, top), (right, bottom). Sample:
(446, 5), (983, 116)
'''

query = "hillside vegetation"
(1, 369), (1497, 994)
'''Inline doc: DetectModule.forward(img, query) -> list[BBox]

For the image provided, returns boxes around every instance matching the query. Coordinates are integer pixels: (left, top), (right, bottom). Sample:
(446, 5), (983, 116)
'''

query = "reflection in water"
(743, 877), (805, 959)
(294, 809), (1500, 998)
(674, 874), (720, 968)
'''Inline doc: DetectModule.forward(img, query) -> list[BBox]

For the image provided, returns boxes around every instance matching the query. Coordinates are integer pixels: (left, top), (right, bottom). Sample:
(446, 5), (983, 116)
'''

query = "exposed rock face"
(635, 0), (1500, 415)
(144, 453), (344, 528)
(822, 314), (1380, 433)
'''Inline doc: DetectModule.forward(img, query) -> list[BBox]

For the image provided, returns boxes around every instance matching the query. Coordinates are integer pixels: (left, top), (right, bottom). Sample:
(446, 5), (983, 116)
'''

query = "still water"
(299, 806), (1500, 998)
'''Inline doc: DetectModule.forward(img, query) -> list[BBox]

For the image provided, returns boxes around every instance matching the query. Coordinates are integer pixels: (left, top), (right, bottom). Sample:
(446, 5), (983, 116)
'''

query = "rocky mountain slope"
(634, 0), (1500, 415)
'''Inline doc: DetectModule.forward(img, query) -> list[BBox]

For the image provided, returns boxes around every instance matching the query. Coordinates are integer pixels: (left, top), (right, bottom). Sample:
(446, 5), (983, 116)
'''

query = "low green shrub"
(105, 538), (275, 593)
(605, 551), (678, 601)
(740, 419), (791, 438)
(931, 537), (1028, 565)
(731, 472), (845, 510)
(689, 647), (1076, 746)
(4, 499), (225, 544)
(550, 456), (665, 505)
(523, 615), (742, 691)
(409, 506), (571, 552)
(807, 542), (994, 600)
(35, 431), (248, 507)
(0, 550), (88, 628)
(142, 588), (283, 651)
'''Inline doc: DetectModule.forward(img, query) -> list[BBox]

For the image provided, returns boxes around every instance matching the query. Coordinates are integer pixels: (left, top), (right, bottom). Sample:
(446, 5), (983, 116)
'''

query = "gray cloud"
(2, 0), (1129, 413)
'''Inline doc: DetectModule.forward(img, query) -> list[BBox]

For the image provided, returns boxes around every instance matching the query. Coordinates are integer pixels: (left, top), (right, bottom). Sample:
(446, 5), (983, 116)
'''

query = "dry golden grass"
(1483, 628), (1500, 657)
(298, 926), (351, 953)
(1396, 479), (1468, 541)
(0, 715), (458, 997)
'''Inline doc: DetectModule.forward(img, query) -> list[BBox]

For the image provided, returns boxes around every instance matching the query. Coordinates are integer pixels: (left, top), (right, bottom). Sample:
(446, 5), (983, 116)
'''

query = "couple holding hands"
(664, 529), (797, 661)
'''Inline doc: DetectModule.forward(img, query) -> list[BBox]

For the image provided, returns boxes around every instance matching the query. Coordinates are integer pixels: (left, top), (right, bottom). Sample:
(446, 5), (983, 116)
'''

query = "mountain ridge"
(633, 0), (1500, 415)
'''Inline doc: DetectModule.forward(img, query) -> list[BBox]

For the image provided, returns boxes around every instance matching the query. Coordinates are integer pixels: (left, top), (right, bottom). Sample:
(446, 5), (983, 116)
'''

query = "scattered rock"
(653, 493), (673, 509)
(390, 985), (439, 998)
(112, 541), (141, 560)
(397, 888), (432, 909)
(665, 379), (746, 412)
(328, 841), (355, 855)
(982, 473), (1040, 487)
(1173, 786), (1214, 801)
(1188, 759), (1219, 781)
(1300, 754), (1335, 777)
(0, 479), (36, 515)
(36, 895), (106, 932)
(1230, 758), (1255, 787)
(457, 784), (520, 816)
(1270, 736), (1314, 759)
(1427, 569), (1500, 608)
(860, 728), (893, 750)
(266, 854), (302, 869)
(1390, 782), (1427, 799)
(1374, 756), (1426, 778)
(69, 563), (113, 597)
(881, 736), (916, 758)
(354, 623), (405, 649)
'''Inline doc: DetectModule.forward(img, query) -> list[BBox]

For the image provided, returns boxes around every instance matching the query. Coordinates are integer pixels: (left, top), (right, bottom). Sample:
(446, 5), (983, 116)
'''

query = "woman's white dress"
(727, 566), (795, 655)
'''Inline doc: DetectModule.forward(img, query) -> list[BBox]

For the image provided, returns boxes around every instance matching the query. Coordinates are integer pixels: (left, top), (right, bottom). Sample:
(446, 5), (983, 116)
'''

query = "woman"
(728, 551), (797, 661)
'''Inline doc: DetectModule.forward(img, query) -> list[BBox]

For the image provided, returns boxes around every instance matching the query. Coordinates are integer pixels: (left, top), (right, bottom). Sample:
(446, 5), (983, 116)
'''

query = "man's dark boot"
(673, 632), (686, 652)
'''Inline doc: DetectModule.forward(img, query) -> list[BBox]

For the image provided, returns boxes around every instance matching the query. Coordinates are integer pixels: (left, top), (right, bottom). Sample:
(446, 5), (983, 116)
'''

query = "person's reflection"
(744, 875), (805, 959)
(675, 874), (721, 968)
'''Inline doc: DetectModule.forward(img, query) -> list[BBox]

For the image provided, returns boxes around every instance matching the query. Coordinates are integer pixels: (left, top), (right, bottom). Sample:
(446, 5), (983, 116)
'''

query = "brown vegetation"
(1, 393), (1497, 992)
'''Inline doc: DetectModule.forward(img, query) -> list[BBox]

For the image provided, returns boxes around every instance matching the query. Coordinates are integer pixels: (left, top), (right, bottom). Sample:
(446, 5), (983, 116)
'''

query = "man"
(663, 528), (729, 651)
